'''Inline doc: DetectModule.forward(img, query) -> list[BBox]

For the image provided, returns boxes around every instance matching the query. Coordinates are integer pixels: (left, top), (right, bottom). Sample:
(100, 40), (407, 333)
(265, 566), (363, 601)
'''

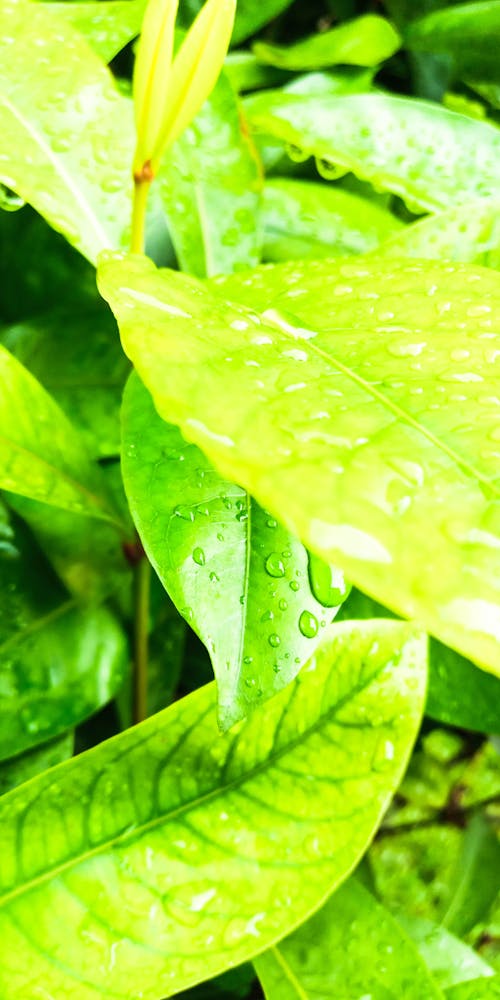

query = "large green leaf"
(399, 915), (495, 990)
(0, 732), (74, 796)
(0, 0), (132, 262)
(0, 504), (128, 758)
(158, 73), (261, 279)
(99, 252), (500, 676)
(407, 3), (500, 84)
(446, 977), (500, 998)
(0, 619), (426, 999)
(122, 373), (348, 727)
(255, 879), (443, 999)
(38, 0), (146, 62)
(378, 197), (500, 269)
(253, 15), (400, 71)
(178, 0), (295, 46)
(244, 92), (500, 210)
(0, 345), (123, 525)
(261, 178), (402, 262)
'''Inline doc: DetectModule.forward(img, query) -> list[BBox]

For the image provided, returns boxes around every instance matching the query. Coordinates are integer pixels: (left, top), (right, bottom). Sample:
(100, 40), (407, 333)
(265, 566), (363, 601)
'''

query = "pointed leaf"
(244, 92), (500, 210)
(0, 0), (133, 262)
(0, 619), (426, 999)
(99, 253), (500, 676)
(122, 372), (348, 726)
(255, 879), (443, 999)
(253, 15), (401, 72)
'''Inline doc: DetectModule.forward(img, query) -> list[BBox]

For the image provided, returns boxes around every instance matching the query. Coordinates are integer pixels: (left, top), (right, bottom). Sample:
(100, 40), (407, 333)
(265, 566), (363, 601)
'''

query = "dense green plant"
(0, 0), (499, 996)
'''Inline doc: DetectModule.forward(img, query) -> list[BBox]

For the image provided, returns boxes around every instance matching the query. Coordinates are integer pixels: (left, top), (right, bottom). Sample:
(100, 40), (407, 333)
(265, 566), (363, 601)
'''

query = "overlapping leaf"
(399, 915), (495, 990)
(0, 732), (74, 797)
(407, 3), (500, 84)
(244, 92), (500, 210)
(122, 373), (348, 727)
(0, 620), (426, 999)
(38, 0), (146, 62)
(253, 14), (400, 71)
(378, 197), (500, 269)
(99, 252), (500, 676)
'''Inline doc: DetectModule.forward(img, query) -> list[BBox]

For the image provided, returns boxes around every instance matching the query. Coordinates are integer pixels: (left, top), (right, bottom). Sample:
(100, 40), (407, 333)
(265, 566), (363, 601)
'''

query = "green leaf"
(407, 3), (500, 84)
(441, 814), (500, 938)
(446, 976), (500, 998)
(255, 879), (444, 999)
(0, 0), (133, 262)
(253, 15), (401, 72)
(244, 92), (500, 210)
(0, 344), (123, 525)
(378, 197), (500, 269)
(224, 52), (287, 94)
(0, 504), (128, 758)
(158, 73), (261, 279)
(399, 914), (495, 990)
(178, 0), (295, 46)
(37, 0), (146, 62)
(0, 619), (426, 999)
(261, 178), (402, 262)
(1, 300), (130, 458)
(122, 373), (348, 727)
(0, 732), (74, 796)
(99, 252), (500, 677)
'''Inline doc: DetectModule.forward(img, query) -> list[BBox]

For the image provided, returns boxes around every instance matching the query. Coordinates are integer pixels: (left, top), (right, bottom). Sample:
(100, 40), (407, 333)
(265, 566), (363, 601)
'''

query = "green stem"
(131, 177), (151, 254)
(133, 554), (151, 725)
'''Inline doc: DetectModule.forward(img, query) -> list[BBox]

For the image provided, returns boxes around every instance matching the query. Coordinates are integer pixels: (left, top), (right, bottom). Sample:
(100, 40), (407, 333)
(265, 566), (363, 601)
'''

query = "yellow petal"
(150, 0), (236, 172)
(133, 0), (179, 175)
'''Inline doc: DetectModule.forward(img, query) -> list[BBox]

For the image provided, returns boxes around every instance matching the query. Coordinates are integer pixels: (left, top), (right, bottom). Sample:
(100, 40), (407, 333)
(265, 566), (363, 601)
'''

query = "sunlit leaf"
(0, 619), (426, 999)
(0, 0), (133, 262)
(99, 252), (500, 677)
(37, 0), (146, 62)
(244, 92), (500, 210)
(255, 879), (443, 999)
(253, 14), (400, 72)
(122, 373), (348, 727)
(378, 197), (500, 269)
(446, 976), (500, 998)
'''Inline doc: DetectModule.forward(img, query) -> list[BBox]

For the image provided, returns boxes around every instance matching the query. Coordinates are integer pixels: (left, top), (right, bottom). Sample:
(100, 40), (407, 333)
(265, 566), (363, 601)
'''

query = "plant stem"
(133, 553), (151, 725)
(131, 177), (151, 254)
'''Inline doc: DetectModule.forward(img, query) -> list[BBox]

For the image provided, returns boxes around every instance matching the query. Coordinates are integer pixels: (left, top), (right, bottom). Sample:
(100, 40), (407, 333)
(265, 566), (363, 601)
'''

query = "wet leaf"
(261, 178), (402, 262)
(0, 0), (133, 262)
(253, 15), (400, 72)
(244, 92), (500, 210)
(0, 619), (425, 999)
(378, 197), (500, 269)
(255, 879), (443, 999)
(38, 0), (147, 62)
(99, 252), (500, 678)
(122, 373), (348, 727)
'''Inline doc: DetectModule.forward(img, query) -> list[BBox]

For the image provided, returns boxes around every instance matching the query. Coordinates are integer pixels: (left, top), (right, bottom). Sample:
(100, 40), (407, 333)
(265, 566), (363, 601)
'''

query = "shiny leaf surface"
(244, 92), (500, 210)
(0, 0), (133, 262)
(38, 0), (146, 62)
(99, 252), (500, 676)
(0, 619), (426, 999)
(122, 373), (348, 727)
(255, 879), (443, 999)
(253, 15), (400, 71)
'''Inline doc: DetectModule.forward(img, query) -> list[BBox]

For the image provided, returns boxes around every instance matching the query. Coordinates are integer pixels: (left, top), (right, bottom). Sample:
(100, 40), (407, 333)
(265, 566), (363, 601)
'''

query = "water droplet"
(174, 504), (194, 522)
(315, 157), (348, 180)
(268, 633), (281, 648)
(278, 598), (288, 611)
(261, 609), (274, 622)
(308, 553), (350, 607)
(265, 553), (285, 578)
(209, 571), (219, 583)
(243, 656), (253, 665)
(286, 143), (309, 163)
(266, 518), (277, 529)
(299, 611), (319, 638)
(192, 547), (205, 566)
(289, 580), (300, 592)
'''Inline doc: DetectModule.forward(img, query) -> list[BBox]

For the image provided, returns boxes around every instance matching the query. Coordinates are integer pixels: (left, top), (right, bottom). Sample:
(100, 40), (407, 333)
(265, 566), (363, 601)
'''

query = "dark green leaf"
(0, 619), (426, 999)
(253, 15), (401, 72)
(407, 3), (500, 84)
(0, 731), (74, 796)
(178, 0), (295, 46)
(442, 815), (500, 937)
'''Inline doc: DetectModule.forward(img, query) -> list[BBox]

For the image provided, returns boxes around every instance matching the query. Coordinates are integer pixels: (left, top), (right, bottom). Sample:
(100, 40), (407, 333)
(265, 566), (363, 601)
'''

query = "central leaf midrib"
(0, 639), (402, 908)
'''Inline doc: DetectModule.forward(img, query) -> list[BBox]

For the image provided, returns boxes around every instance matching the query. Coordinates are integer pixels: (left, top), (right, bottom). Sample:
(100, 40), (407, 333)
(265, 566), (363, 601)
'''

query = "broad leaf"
(0, 345), (123, 524)
(0, 732), (74, 796)
(0, 504), (129, 758)
(178, 0), (295, 46)
(399, 915), (494, 989)
(38, 0), (146, 62)
(378, 197), (500, 269)
(261, 178), (402, 262)
(255, 879), (443, 999)
(253, 15), (401, 71)
(446, 977), (500, 998)
(0, 0), (133, 262)
(0, 620), (426, 999)
(407, 3), (500, 84)
(244, 92), (500, 210)
(99, 252), (500, 677)
(122, 373), (348, 727)
(158, 73), (261, 278)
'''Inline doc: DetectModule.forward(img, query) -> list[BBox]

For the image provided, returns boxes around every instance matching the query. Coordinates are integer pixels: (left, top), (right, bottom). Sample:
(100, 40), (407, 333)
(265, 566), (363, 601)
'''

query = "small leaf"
(398, 914), (494, 990)
(261, 178), (402, 262)
(255, 879), (444, 999)
(0, 0), (133, 262)
(122, 373), (348, 727)
(253, 14), (401, 72)
(99, 252), (500, 676)
(0, 620), (426, 999)
(0, 345), (123, 525)
(244, 92), (500, 210)
(407, 3), (500, 84)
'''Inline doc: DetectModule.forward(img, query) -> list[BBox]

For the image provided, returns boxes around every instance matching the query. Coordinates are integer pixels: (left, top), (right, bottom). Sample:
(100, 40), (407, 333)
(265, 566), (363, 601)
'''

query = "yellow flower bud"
(133, 0), (179, 179)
